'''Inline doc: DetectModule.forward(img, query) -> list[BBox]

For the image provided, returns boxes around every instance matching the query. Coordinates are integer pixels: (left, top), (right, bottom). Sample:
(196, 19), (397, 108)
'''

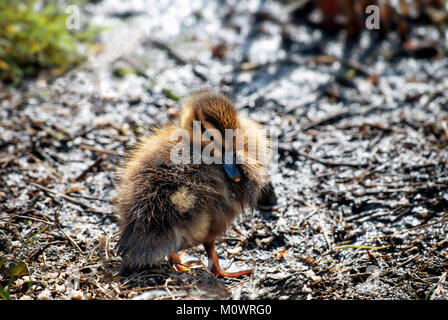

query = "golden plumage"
(115, 90), (271, 277)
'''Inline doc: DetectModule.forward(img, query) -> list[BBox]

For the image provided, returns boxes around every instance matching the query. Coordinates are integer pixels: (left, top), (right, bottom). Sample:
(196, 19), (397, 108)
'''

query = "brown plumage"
(115, 90), (271, 277)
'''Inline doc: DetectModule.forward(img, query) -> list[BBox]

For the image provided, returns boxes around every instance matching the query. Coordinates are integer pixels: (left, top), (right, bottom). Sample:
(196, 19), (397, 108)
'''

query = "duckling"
(115, 90), (271, 277)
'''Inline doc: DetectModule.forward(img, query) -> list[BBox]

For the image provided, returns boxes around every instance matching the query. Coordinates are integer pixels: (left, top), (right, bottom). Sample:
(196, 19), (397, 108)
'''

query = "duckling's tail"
(116, 221), (182, 271)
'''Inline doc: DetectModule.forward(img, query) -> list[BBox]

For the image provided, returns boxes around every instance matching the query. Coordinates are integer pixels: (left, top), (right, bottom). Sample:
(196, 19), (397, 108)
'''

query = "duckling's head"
(180, 90), (238, 133)
(178, 90), (270, 186)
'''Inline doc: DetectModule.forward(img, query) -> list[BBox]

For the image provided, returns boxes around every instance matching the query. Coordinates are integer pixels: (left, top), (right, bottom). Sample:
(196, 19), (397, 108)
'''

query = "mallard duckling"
(116, 90), (271, 277)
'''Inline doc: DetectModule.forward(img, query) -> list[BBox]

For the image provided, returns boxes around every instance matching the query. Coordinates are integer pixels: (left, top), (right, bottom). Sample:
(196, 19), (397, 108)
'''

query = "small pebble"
(37, 289), (52, 300)
(70, 290), (84, 300)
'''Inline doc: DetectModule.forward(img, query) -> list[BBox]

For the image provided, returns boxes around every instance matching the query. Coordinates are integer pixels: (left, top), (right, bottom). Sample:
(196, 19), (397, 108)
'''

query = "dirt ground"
(1, 0), (448, 300)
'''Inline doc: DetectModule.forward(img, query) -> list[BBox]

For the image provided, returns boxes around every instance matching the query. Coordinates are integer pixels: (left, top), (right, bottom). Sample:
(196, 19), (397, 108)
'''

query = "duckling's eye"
(204, 114), (224, 132)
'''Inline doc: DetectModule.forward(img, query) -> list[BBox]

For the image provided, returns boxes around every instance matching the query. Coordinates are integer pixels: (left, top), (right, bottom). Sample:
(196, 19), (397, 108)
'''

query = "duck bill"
(223, 163), (241, 182)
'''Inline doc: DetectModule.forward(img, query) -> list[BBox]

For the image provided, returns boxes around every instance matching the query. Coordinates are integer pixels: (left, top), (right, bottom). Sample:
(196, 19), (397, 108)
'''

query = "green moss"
(0, 0), (101, 85)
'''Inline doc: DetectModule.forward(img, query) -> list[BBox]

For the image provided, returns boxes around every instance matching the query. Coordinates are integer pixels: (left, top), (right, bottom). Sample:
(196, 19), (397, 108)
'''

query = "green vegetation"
(0, 258), (31, 300)
(162, 87), (181, 101)
(0, 225), (49, 299)
(0, 0), (101, 85)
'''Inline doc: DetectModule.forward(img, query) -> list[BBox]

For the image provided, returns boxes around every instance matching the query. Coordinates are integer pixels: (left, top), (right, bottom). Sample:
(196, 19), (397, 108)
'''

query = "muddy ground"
(1, 0), (448, 300)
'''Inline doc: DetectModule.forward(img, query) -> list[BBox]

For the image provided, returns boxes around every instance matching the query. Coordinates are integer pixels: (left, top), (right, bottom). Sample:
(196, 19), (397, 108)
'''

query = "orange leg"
(204, 239), (252, 278)
(169, 252), (202, 272)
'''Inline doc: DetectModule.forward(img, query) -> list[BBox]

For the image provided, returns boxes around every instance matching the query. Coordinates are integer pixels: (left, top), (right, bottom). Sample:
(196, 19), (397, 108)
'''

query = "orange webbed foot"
(210, 266), (252, 278)
(204, 239), (252, 278)
(169, 252), (202, 272)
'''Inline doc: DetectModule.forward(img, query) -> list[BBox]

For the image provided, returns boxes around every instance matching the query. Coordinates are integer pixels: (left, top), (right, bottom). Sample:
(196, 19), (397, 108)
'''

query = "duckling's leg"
(204, 239), (252, 278)
(169, 252), (202, 272)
